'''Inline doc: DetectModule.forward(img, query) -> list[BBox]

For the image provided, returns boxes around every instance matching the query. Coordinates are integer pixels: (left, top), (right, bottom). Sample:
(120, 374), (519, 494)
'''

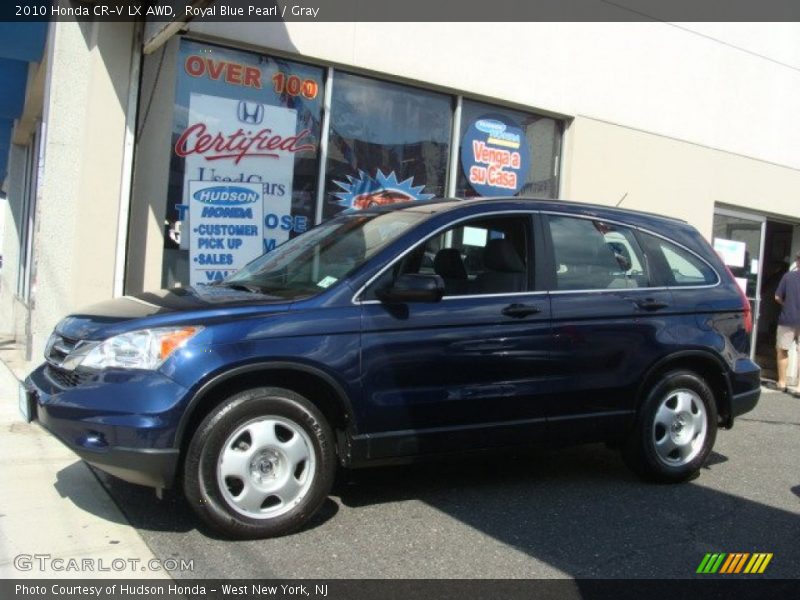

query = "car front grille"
(44, 365), (96, 389)
(46, 334), (80, 367)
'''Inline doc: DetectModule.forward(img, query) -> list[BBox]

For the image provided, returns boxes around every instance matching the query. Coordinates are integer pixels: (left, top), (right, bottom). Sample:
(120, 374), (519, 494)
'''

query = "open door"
(712, 208), (765, 361)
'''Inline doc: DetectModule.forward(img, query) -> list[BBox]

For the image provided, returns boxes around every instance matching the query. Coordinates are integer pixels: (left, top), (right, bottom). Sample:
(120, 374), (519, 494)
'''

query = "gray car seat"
(433, 248), (469, 295)
(475, 238), (526, 293)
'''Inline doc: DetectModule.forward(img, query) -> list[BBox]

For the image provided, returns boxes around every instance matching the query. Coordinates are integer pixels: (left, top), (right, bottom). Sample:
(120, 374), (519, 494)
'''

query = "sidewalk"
(0, 342), (169, 579)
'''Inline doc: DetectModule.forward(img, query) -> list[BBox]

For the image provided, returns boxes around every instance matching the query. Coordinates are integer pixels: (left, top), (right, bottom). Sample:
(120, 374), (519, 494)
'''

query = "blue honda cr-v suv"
(23, 198), (760, 538)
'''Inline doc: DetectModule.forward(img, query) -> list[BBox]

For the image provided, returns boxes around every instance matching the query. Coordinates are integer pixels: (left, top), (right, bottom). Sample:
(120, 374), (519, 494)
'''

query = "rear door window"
(547, 215), (649, 290)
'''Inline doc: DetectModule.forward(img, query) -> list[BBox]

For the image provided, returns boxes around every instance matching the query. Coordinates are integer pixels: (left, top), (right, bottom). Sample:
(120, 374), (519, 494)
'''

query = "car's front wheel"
(183, 387), (336, 539)
(623, 370), (718, 482)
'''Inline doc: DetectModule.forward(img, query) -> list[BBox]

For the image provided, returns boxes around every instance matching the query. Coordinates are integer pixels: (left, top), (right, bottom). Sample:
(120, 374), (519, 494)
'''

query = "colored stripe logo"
(696, 553), (773, 574)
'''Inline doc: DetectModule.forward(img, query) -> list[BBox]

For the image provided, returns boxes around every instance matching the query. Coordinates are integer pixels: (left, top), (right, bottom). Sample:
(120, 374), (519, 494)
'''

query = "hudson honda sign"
(188, 181), (264, 285)
(192, 185), (260, 205)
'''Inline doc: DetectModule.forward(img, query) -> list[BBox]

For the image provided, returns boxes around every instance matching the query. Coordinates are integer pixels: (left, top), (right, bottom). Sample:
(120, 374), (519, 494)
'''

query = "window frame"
(455, 99), (563, 200)
(322, 70), (454, 220)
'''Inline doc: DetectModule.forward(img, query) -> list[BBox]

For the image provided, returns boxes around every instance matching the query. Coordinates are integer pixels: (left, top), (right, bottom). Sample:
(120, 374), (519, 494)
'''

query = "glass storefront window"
(456, 100), (562, 199)
(154, 39), (564, 290)
(323, 72), (452, 219)
(164, 40), (325, 287)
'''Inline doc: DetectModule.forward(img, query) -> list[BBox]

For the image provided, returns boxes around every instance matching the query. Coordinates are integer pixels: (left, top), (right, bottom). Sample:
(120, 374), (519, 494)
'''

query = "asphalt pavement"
(91, 387), (800, 579)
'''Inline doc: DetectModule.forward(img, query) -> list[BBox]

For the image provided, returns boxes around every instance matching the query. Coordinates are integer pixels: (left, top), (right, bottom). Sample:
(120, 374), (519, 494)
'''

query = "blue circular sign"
(460, 114), (531, 197)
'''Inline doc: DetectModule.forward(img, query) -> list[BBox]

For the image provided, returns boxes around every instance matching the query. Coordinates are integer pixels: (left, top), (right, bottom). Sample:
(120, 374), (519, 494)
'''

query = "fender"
(634, 349), (734, 413)
(173, 360), (357, 449)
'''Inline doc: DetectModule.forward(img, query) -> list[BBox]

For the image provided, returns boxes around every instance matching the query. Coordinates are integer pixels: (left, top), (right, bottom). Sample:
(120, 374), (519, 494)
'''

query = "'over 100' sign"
(188, 182), (264, 286)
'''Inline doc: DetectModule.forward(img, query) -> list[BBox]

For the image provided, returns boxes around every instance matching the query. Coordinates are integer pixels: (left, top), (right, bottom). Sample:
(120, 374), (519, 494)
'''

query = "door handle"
(502, 303), (541, 318)
(635, 299), (669, 311)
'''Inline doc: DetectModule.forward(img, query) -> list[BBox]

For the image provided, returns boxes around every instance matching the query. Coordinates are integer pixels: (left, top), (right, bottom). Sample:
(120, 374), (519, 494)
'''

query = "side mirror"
(376, 273), (445, 303)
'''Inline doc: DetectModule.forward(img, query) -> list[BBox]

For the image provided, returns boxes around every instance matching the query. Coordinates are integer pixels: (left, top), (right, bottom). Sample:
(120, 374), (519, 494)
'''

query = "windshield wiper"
(218, 282), (265, 294)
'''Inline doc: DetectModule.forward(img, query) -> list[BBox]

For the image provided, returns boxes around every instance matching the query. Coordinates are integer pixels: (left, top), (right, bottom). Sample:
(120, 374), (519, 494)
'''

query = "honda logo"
(237, 101), (264, 125)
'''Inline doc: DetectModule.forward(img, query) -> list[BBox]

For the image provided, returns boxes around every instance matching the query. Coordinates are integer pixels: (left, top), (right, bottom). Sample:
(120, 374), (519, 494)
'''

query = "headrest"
(484, 238), (525, 273)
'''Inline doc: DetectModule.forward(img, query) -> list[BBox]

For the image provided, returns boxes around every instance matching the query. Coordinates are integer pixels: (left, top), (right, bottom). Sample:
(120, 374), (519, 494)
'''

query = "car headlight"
(77, 326), (203, 370)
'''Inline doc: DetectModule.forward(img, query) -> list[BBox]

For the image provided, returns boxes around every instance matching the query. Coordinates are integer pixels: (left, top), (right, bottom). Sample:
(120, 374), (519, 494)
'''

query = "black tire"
(183, 387), (336, 539)
(622, 370), (718, 483)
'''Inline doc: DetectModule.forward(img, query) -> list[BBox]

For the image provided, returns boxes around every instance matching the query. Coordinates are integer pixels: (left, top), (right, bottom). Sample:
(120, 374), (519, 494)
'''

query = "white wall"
(189, 21), (800, 172)
(563, 117), (800, 239)
(0, 196), (5, 244)
(26, 20), (135, 359)
(0, 146), (27, 337)
(125, 37), (178, 294)
(0, 191), (10, 332)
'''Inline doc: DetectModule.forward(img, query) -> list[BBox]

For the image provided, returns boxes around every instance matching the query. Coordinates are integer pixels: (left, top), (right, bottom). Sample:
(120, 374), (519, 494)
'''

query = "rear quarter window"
(640, 233), (719, 287)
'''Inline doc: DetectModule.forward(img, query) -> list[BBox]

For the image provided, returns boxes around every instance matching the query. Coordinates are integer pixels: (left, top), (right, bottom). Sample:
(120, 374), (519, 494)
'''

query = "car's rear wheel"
(623, 370), (717, 482)
(183, 387), (336, 539)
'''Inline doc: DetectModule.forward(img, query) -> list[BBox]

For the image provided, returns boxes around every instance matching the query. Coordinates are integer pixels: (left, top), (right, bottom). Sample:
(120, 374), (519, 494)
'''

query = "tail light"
(724, 265), (752, 334)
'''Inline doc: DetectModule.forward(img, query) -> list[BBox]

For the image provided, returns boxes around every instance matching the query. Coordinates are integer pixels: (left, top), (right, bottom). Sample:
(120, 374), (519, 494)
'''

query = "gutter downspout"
(113, 22), (143, 298)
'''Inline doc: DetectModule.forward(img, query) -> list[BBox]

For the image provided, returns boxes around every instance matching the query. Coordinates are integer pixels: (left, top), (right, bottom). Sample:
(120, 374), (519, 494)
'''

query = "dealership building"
(1, 16), (800, 378)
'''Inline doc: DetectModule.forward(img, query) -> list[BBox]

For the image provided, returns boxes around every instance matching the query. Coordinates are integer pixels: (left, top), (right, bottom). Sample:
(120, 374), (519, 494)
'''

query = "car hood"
(55, 286), (293, 340)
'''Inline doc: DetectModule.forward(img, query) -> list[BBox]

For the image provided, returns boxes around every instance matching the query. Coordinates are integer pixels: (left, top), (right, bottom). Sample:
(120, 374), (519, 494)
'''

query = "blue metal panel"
(0, 23), (47, 62)
(0, 22), (46, 182)
(0, 118), (13, 181)
(0, 58), (28, 118)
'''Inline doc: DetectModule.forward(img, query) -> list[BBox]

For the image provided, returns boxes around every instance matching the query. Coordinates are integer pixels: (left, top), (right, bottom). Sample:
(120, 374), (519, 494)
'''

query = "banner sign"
(176, 92), (311, 278)
(460, 114), (530, 197)
(188, 181), (263, 286)
(713, 237), (746, 268)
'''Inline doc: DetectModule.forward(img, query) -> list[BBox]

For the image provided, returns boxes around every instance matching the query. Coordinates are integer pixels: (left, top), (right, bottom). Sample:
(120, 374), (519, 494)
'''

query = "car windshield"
(221, 209), (429, 299)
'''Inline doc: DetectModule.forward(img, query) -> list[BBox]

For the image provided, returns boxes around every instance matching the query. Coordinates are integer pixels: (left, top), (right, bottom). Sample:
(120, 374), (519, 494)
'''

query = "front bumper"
(25, 364), (188, 489)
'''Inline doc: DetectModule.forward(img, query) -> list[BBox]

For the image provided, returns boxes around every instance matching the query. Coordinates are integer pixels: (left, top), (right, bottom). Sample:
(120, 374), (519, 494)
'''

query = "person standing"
(774, 251), (800, 391)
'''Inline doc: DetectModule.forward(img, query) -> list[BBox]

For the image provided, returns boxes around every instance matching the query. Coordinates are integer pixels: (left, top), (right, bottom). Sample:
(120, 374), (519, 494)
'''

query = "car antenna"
(616, 192), (628, 207)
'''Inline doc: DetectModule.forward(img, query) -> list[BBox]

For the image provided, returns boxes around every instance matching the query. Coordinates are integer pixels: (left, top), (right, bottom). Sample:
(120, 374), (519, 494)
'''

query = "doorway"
(712, 208), (765, 361)
(713, 207), (800, 380)
(755, 220), (794, 380)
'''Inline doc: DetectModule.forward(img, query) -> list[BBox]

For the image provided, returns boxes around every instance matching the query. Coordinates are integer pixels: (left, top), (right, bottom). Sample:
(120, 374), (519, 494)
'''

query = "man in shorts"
(774, 251), (800, 392)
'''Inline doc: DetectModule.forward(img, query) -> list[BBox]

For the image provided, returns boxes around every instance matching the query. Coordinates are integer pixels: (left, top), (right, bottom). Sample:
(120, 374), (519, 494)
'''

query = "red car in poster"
(333, 169), (434, 209)
(351, 189), (415, 209)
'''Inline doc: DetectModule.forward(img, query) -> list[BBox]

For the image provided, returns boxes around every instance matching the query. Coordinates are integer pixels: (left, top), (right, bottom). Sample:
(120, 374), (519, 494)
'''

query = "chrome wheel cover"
(652, 388), (707, 467)
(216, 416), (316, 519)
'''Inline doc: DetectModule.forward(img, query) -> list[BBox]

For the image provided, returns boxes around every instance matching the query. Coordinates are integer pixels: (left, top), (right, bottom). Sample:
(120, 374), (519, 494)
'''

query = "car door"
(542, 213), (673, 444)
(356, 212), (552, 460)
